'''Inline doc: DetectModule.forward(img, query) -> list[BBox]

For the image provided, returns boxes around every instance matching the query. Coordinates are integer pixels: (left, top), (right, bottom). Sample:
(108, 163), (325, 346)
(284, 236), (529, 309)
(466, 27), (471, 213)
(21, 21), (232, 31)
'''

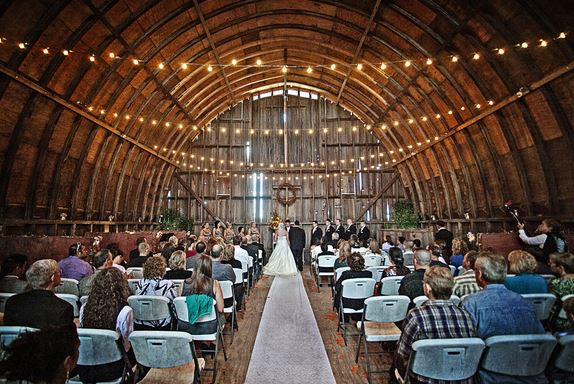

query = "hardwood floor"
(211, 267), (393, 384)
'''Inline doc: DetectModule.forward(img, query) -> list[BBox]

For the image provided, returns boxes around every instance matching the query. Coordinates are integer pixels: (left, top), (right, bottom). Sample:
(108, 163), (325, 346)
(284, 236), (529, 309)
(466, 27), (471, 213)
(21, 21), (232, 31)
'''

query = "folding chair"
(54, 278), (80, 296)
(126, 267), (144, 279)
(219, 280), (238, 344)
(128, 295), (173, 330)
(397, 338), (485, 384)
(366, 266), (385, 283)
(80, 295), (89, 306)
(541, 274), (556, 285)
(558, 294), (574, 321)
(240, 260), (250, 296)
(233, 267), (246, 311)
(69, 329), (132, 384)
(0, 293), (15, 313)
(129, 331), (205, 384)
(449, 265), (456, 275)
(55, 293), (80, 317)
(173, 297), (227, 382)
(379, 276), (404, 296)
(127, 279), (139, 294)
(332, 267), (351, 300)
(412, 295), (461, 308)
(521, 293), (557, 321)
(316, 255), (337, 292)
(0, 326), (37, 347)
(553, 334), (574, 374)
(364, 255), (382, 268)
(481, 334), (557, 377)
(337, 278), (376, 345)
(355, 296), (410, 384)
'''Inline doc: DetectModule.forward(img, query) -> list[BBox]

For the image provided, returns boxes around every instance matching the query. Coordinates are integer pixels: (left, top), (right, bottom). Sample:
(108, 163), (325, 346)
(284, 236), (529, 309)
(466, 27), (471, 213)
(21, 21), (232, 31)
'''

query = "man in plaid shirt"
(453, 250), (481, 297)
(394, 266), (476, 383)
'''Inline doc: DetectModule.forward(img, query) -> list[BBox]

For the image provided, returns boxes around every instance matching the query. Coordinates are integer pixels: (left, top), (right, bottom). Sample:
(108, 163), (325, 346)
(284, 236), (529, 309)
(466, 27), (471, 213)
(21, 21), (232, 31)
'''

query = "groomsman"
(344, 218), (357, 240)
(357, 220), (370, 246)
(335, 219), (345, 240)
(284, 219), (291, 232)
(324, 219), (335, 242)
(310, 220), (323, 246)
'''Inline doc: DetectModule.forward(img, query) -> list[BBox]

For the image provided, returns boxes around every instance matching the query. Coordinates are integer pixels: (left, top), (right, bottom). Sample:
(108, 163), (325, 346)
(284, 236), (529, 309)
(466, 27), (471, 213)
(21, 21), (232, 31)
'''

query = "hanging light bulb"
(306, 66), (312, 73)
(451, 55), (459, 62)
(256, 59), (262, 66)
(380, 62), (387, 70)
(62, 49), (69, 56)
(231, 58), (237, 65)
(42, 48), (49, 55)
(558, 32), (566, 39)
(426, 58), (433, 65)
(158, 62), (165, 69)
(404, 60), (411, 67)
(539, 39), (548, 47)
(520, 42), (528, 48)
(132, 58), (139, 65)
(497, 48), (505, 55)
(207, 64), (213, 72)
(89, 55), (96, 62)
(281, 65), (287, 73)
(472, 53), (480, 60)
(18, 42), (26, 49)
(330, 63), (336, 70)
(357, 63), (363, 71)
(108, 52), (115, 59)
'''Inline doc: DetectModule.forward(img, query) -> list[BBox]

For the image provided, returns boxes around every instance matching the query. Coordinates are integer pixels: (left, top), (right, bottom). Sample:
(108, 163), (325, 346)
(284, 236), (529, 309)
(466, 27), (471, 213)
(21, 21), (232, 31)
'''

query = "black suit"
(324, 225), (335, 242)
(335, 224), (345, 240)
(358, 225), (370, 246)
(344, 224), (357, 240)
(4, 289), (75, 329)
(311, 226), (323, 246)
(435, 227), (454, 260)
(289, 226), (306, 271)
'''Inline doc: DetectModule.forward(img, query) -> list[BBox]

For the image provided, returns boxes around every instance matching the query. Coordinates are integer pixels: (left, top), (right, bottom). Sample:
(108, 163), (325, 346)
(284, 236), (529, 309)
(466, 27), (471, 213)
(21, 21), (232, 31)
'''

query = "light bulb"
(158, 62), (164, 69)
(306, 66), (312, 73)
(521, 42), (528, 48)
(473, 53), (480, 60)
(380, 62), (387, 70)
(357, 63), (363, 71)
(404, 60), (411, 67)
(451, 55), (459, 62)
(330, 63), (336, 70)
(42, 48), (49, 54)
(231, 59), (237, 65)
(426, 58), (433, 65)
(256, 59), (262, 66)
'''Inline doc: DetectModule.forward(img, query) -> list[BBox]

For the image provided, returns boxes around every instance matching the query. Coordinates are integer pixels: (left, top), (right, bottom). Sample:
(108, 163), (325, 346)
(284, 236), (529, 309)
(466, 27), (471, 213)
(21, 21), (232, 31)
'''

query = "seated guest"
(394, 266), (475, 383)
(186, 241), (206, 269)
(334, 252), (372, 315)
(323, 232), (339, 249)
(78, 249), (113, 296)
(462, 252), (545, 384)
(398, 249), (431, 302)
(397, 236), (406, 251)
(548, 252), (574, 331)
(449, 238), (468, 271)
(221, 244), (245, 311)
(382, 247), (411, 278)
(160, 235), (179, 263)
(128, 236), (147, 261)
(0, 325), (79, 384)
(318, 243), (335, 257)
(240, 236), (258, 263)
(233, 235), (251, 267)
(382, 235), (394, 253)
(107, 242), (127, 269)
(78, 268), (134, 382)
(368, 239), (381, 254)
(134, 256), (177, 330)
(0, 253), (28, 293)
(164, 250), (193, 280)
(181, 254), (225, 335)
(453, 251), (481, 297)
(504, 250), (548, 294)
(127, 241), (151, 268)
(550, 297), (574, 382)
(412, 238), (422, 251)
(349, 234), (360, 249)
(402, 241), (415, 266)
(186, 235), (197, 258)
(4, 259), (74, 328)
(211, 244), (236, 284)
(334, 241), (350, 270)
(429, 243), (449, 269)
(59, 242), (93, 280)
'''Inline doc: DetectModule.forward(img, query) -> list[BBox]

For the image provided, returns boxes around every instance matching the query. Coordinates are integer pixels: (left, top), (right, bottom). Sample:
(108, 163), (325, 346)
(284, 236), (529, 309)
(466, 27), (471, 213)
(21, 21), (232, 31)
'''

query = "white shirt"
(80, 304), (133, 351)
(518, 229), (546, 248)
(234, 245), (250, 265)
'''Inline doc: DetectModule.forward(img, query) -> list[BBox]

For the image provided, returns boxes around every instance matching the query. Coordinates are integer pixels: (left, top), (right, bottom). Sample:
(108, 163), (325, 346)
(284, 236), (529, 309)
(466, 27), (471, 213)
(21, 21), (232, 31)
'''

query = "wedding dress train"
(263, 233), (298, 276)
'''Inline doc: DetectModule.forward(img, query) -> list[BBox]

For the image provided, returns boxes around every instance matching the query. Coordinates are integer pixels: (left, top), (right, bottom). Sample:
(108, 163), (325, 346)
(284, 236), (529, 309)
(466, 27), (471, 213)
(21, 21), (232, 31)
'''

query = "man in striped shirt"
(394, 266), (476, 384)
(452, 250), (481, 297)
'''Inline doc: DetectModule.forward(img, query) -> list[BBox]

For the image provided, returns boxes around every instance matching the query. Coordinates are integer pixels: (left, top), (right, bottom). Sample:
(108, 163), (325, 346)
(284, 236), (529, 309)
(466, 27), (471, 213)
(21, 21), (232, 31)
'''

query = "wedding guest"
(248, 222), (261, 243)
(453, 251), (481, 297)
(403, 241), (415, 266)
(200, 222), (212, 241)
(518, 219), (568, 271)
(368, 239), (381, 255)
(59, 242), (93, 280)
(334, 253), (372, 316)
(357, 221), (370, 247)
(334, 241), (350, 269)
(0, 254), (28, 293)
(398, 250), (431, 302)
(504, 250), (548, 294)
(165, 250), (193, 279)
(79, 249), (113, 296)
(382, 247), (411, 278)
(548, 252), (574, 331)
(449, 238), (468, 271)
(127, 242), (151, 268)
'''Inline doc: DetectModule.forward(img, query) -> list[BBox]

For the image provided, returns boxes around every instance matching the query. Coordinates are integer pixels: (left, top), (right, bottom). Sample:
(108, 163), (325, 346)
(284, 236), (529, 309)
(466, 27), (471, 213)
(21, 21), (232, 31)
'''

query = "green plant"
(159, 208), (194, 231)
(393, 200), (419, 229)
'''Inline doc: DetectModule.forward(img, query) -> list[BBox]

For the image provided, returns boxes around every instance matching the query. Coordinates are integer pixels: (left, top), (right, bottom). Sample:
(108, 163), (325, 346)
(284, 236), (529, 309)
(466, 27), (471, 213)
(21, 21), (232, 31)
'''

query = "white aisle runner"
(244, 274), (336, 384)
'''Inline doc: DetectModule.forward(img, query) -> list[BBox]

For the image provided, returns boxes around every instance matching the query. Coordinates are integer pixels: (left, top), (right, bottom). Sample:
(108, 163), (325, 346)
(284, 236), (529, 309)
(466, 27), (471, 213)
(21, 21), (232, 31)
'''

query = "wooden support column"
(174, 173), (217, 220)
(355, 173), (400, 222)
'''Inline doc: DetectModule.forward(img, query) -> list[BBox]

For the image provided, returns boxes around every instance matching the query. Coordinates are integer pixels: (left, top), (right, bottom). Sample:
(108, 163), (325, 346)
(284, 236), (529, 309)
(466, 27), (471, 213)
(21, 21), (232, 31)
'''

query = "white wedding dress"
(263, 227), (298, 276)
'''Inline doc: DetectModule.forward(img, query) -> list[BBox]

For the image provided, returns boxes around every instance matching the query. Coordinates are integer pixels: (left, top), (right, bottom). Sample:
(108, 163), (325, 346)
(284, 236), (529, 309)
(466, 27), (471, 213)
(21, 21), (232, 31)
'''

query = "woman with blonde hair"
(504, 250), (548, 294)
(165, 250), (192, 279)
(368, 238), (381, 254)
(248, 221), (261, 243)
(334, 240), (351, 269)
(449, 238), (468, 271)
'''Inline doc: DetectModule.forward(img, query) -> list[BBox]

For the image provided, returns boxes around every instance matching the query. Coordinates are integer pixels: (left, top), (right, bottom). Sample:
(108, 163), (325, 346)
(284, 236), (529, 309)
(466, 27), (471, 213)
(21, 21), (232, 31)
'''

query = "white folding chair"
(129, 331), (205, 384)
(366, 266), (385, 283)
(364, 255), (382, 268)
(232, 267), (246, 311)
(80, 295), (89, 306)
(127, 279), (139, 294)
(334, 267), (351, 281)
(413, 295), (461, 308)
(379, 276), (404, 296)
(481, 334), (557, 377)
(355, 296), (410, 384)
(0, 326), (37, 347)
(521, 293), (557, 321)
(219, 280), (237, 344)
(398, 338), (485, 384)
(240, 260), (250, 296)
(558, 294), (574, 321)
(0, 292), (15, 312)
(541, 274), (556, 285)
(70, 329), (131, 384)
(337, 278), (376, 345)
(316, 255), (337, 292)
(54, 278), (80, 296)
(381, 252), (391, 266)
(173, 297), (226, 382)
(449, 265), (457, 275)
(128, 296), (173, 330)
(55, 293), (80, 317)
(126, 267), (144, 279)
(554, 334), (574, 374)
(167, 279), (185, 296)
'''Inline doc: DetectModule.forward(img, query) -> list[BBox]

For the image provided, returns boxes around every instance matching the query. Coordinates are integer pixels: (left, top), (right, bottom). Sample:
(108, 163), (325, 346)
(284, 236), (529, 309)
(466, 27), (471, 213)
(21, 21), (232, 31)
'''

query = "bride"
(263, 223), (298, 276)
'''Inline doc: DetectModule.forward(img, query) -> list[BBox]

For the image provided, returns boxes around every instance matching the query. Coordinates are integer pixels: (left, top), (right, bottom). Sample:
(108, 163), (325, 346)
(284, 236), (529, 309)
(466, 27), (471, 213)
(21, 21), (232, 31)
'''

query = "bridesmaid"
(248, 221), (261, 243)
(200, 222), (212, 242)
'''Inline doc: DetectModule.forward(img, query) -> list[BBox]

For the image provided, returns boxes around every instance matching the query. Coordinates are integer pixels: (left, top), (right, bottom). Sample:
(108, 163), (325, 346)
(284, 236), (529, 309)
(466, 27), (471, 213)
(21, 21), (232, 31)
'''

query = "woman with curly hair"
(0, 325), (79, 384)
(135, 256), (177, 330)
(504, 250), (548, 294)
(449, 238), (468, 271)
(78, 267), (134, 382)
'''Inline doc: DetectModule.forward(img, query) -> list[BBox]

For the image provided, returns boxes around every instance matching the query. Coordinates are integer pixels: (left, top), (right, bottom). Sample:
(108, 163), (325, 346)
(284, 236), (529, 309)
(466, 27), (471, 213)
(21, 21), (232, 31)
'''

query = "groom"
(289, 220), (306, 272)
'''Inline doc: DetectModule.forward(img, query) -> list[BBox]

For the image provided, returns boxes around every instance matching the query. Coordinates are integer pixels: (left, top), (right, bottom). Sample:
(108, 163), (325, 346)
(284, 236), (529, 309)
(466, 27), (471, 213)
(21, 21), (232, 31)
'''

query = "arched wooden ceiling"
(0, 0), (573, 224)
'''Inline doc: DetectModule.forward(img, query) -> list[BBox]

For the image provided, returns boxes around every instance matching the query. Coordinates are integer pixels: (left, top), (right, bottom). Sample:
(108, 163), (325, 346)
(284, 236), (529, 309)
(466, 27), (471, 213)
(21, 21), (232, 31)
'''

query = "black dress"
(334, 270), (373, 311)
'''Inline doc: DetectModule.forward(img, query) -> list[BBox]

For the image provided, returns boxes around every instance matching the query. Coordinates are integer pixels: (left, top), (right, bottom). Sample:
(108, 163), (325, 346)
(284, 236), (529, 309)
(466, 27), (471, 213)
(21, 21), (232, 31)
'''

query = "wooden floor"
(211, 267), (392, 384)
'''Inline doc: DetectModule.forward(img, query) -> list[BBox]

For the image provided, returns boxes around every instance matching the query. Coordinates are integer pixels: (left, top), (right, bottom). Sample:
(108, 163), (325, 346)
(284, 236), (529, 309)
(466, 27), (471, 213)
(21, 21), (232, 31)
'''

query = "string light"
(330, 63), (336, 70)
(89, 55), (96, 62)
(158, 62), (164, 69)
(497, 48), (505, 55)
(207, 65), (213, 72)
(306, 66), (312, 73)
(62, 49), (69, 56)
(231, 58), (237, 65)
(18, 42), (26, 49)
(256, 59), (262, 66)
(108, 52), (115, 59)
(380, 62), (387, 70)
(182, 63), (189, 70)
(42, 48), (49, 54)
(132, 59), (139, 65)
(473, 53), (480, 60)
(404, 60), (411, 67)
(451, 55), (459, 62)
(558, 32), (567, 39)
(520, 42), (528, 48)
(426, 58), (433, 65)
(357, 63), (363, 71)
(281, 65), (287, 73)
(539, 39), (548, 47)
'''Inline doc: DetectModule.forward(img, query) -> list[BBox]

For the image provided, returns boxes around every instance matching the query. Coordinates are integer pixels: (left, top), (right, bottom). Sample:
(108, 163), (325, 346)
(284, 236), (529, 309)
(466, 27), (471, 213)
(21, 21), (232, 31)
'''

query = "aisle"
(244, 273), (336, 384)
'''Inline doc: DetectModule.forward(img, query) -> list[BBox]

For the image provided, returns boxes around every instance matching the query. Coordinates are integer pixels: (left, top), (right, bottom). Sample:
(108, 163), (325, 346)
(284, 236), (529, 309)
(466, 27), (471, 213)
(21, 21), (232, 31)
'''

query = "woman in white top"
(263, 223), (298, 276)
(78, 267), (134, 382)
